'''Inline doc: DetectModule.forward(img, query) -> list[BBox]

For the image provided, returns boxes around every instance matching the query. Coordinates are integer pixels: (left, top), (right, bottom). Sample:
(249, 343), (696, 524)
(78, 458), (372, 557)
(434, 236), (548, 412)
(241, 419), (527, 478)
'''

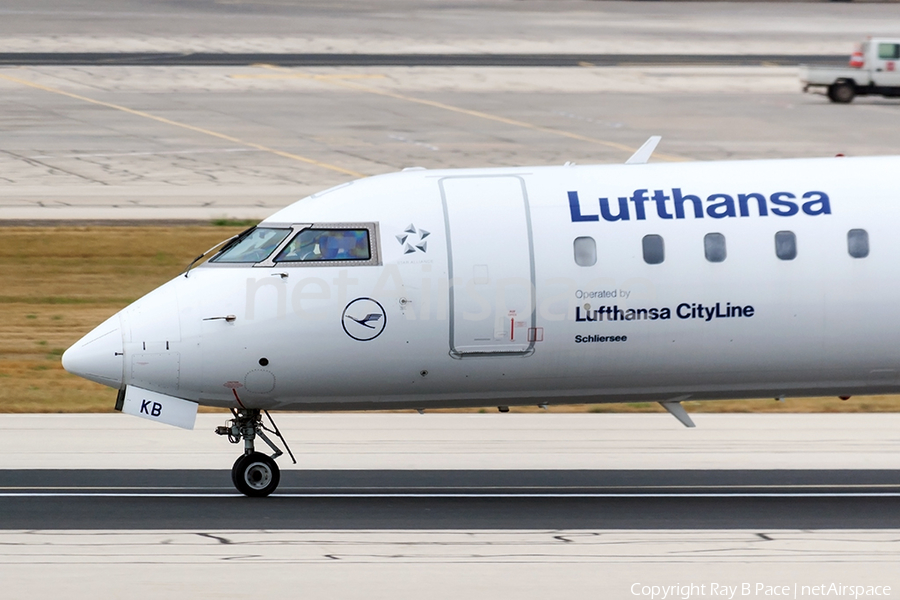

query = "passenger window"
(878, 43), (900, 60)
(275, 228), (371, 262)
(573, 236), (596, 267)
(642, 234), (664, 265)
(211, 228), (291, 263)
(774, 231), (797, 261)
(704, 232), (727, 263)
(847, 229), (869, 258)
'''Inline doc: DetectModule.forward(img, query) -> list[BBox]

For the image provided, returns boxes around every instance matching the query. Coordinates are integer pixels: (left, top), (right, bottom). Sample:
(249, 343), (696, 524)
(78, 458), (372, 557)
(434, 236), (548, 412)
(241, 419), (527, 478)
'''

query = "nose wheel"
(232, 452), (280, 497)
(216, 408), (296, 497)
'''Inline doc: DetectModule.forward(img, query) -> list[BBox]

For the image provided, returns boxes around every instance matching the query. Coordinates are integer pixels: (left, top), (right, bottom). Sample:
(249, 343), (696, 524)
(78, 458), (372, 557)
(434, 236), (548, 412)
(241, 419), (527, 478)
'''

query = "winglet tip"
(625, 135), (663, 165)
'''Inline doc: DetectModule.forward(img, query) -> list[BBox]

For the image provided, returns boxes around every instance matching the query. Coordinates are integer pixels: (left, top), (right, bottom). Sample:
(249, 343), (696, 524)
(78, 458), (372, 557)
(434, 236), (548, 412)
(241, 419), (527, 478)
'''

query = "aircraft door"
(440, 176), (536, 357)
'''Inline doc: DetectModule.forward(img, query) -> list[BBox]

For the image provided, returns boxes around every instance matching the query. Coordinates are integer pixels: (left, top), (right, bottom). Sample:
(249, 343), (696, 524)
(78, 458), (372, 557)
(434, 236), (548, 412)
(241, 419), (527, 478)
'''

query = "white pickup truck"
(801, 38), (900, 103)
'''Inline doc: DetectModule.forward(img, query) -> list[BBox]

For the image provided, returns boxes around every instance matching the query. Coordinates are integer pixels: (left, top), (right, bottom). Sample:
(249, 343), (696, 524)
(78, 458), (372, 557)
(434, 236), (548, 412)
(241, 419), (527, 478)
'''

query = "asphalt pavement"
(3, 468), (900, 529)
(0, 53), (845, 67)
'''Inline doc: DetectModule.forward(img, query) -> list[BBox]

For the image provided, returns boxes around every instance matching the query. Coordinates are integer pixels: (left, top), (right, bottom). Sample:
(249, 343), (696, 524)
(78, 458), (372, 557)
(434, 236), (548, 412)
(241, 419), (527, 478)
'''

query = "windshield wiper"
(183, 226), (255, 278)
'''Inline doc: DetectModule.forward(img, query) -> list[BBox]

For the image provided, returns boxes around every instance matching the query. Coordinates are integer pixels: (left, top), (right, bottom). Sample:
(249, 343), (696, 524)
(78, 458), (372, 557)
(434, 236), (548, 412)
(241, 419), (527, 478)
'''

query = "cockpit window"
(210, 228), (291, 263)
(275, 229), (371, 262)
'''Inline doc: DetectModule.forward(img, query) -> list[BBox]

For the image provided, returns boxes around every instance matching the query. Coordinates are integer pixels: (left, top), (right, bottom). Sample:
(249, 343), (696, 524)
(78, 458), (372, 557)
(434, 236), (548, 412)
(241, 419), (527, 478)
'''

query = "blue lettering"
(151, 402), (162, 417)
(652, 189), (673, 219)
(140, 400), (151, 414)
(737, 193), (768, 217)
(599, 197), (630, 221)
(706, 194), (736, 219)
(630, 189), (649, 220)
(769, 192), (799, 216)
(672, 188), (703, 219)
(801, 191), (831, 216)
(568, 191), (598, 222)
(568, 189), (829, 222)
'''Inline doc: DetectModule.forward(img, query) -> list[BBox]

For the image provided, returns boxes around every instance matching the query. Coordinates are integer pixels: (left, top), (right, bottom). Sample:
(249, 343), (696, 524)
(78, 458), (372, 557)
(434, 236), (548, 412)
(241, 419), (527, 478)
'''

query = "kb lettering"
(140, 399), (163, 417)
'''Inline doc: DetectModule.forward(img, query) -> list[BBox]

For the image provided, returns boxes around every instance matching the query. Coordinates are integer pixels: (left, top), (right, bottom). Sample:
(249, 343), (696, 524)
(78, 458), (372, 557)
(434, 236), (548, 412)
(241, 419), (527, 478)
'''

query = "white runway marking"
(2, 492), (900, 498)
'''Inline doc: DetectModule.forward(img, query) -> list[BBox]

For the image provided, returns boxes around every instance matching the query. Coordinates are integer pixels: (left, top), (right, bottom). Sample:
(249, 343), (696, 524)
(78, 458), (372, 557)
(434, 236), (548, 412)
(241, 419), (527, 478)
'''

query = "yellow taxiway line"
(0, 71), (366, 178)
(249, 63), (687, 162)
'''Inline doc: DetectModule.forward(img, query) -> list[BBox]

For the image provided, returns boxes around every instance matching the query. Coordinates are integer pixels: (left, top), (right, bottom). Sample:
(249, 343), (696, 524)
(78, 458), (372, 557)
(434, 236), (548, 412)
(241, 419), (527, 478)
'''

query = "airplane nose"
(62, 313), (125, 389)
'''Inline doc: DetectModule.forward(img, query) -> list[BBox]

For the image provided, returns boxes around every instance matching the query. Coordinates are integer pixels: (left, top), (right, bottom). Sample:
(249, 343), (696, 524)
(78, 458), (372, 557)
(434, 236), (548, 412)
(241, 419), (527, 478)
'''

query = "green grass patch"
(0, 296), (136, 305)
(211, 218), (259, 227)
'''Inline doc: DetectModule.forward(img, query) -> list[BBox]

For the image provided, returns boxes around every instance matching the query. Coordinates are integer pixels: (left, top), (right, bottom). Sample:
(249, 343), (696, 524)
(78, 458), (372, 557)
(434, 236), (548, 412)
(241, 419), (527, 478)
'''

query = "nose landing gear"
(216, 408), (296, 497)
(232, 452), (279, 497)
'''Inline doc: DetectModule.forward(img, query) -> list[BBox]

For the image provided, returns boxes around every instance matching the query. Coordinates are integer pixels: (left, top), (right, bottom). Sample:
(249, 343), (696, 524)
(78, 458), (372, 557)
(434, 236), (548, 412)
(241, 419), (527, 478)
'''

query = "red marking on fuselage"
(232, 388), (246, 409)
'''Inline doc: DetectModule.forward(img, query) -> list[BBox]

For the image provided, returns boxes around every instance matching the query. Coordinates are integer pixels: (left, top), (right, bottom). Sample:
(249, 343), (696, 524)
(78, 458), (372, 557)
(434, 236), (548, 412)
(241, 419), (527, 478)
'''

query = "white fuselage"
(63, 156), (900, 411)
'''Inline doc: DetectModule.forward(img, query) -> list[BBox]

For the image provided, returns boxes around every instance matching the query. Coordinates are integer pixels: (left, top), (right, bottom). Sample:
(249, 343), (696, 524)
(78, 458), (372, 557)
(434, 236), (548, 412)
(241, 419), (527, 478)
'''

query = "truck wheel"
(828, 81), (855, 104)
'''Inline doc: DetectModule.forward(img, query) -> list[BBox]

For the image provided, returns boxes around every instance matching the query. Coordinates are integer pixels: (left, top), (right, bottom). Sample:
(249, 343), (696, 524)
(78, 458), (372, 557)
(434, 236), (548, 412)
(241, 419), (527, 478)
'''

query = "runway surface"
(3, 414), (900, 530)
(2, 469), (900, 530)
(0, 0), (894, 56)
(2, 528), (897, 600)
(0, 53), (845, 67)
(1, 415), (898, 593)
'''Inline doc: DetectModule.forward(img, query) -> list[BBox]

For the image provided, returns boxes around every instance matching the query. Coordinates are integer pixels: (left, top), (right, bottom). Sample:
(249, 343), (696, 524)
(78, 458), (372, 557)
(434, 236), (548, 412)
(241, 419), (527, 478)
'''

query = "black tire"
(828, 81), (855, 104)
(232, 452), (280, 497)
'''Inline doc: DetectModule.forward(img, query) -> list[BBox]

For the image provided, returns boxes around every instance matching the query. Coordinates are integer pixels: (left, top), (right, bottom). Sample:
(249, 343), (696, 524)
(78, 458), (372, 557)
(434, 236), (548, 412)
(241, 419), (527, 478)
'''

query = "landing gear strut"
(216, 408), (296, 497)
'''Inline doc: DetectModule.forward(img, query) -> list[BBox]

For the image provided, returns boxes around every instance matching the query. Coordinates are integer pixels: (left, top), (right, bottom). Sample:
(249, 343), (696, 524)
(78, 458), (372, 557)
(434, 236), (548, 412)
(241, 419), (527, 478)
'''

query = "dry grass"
(2, 225), (900, 413)
(0, 225), (245, 413)
(427, 395), (900, 414)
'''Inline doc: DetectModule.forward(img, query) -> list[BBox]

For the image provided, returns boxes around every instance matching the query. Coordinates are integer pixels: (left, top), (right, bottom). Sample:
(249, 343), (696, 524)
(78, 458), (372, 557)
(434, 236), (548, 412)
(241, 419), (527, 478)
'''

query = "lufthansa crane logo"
(342, 298), (387, 341)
